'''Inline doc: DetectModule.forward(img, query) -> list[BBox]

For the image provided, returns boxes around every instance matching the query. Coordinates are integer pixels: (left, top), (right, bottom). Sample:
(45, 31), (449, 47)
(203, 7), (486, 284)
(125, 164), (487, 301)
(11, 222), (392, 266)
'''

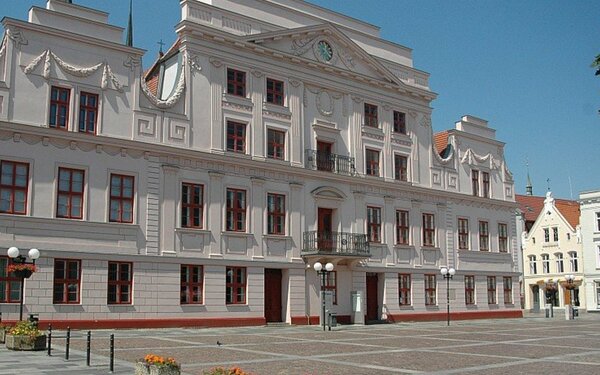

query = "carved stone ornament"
(289, 78), (301, 87)
(185, 51), (202, 74)
(250, 68), (263, 78)
(432, 145), (454, 165)
(362, 130), (384, 141)
(0, 35), (6, 60)
(306, 86), (340, 117)
(209, 57), (223, 68)
(6, 28), (27, 50)
(460, 148), (500, 170)
(419, 114), (431, 127)
(291, 36), (316, 57)
(123, 55), (141, 71)
(409, 110), (418, 119)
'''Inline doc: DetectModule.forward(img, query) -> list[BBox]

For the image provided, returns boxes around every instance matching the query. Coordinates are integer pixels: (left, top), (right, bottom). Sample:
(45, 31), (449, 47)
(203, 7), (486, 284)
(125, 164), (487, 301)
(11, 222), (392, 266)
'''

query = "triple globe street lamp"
(7, 247), (41, 321)
(440, 267), (456, 326)
(313, 261), (334, 331)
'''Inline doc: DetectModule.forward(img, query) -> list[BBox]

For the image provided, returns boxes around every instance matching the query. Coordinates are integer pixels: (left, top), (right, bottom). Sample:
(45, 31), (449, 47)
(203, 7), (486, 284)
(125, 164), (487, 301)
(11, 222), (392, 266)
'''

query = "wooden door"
(318, 208), (333, 251)
(316, 141), (333, 171)
(264, 269), (282, 322)
(564, 288), (571, 305)
(366, 273), (378, 321)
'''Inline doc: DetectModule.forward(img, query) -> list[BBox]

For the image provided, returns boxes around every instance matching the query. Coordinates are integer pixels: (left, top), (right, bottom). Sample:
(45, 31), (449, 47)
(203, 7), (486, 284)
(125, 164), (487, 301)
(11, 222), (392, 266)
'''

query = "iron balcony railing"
(305, 150), (356, 176)
(302, 231), (370, 257)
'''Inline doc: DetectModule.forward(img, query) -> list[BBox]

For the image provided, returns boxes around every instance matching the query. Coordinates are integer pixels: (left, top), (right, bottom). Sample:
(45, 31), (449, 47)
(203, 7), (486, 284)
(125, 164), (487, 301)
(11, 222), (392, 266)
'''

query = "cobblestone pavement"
(1, 313), (600, 374)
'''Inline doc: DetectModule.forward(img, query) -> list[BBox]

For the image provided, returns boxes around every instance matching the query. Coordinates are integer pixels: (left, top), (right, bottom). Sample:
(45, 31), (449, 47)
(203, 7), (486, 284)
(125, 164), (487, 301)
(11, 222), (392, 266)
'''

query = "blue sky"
(2, 1), (599, 200)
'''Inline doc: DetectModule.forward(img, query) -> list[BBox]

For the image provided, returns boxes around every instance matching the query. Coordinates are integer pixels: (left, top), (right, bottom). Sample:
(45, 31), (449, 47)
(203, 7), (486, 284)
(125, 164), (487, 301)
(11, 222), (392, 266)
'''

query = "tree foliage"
(593, 54), (600, 76)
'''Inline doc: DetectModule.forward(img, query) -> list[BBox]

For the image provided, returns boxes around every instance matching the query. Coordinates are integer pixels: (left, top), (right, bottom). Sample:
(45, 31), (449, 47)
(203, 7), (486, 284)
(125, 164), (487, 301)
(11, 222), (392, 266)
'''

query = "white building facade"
(0, 0), (520, 328)
(580, 190), (600, 312)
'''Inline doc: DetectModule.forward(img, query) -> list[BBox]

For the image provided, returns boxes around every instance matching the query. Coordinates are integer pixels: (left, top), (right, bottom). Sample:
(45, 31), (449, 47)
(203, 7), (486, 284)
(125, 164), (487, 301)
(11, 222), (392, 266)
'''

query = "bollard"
(109, 334), (114, 373)
(65, 327), (71, 360)
(47, 324), (52, 356)
(86, 331), (91, 366)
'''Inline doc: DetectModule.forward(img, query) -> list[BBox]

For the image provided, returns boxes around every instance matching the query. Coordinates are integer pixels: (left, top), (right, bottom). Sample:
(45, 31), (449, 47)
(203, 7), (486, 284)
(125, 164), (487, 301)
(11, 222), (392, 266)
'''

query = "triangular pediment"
(244, 24), (404, 87)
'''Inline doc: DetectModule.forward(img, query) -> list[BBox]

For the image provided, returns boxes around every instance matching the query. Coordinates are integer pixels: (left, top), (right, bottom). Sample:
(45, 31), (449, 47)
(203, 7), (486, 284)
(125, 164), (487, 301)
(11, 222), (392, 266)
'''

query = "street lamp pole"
(440, 267), (456, 326)
(7, 247), (41, 321)
(313, 261), (334, 331)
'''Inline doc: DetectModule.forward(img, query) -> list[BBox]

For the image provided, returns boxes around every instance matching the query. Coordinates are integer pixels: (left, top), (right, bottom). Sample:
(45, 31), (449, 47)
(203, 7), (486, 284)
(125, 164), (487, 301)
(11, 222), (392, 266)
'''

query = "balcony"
(302, 231), (370, 257)
(305, 150), (356, 176)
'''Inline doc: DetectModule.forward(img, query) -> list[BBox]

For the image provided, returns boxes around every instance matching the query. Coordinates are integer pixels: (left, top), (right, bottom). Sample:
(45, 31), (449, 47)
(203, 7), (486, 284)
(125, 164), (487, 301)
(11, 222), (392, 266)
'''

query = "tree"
(593, 54), (600, 76)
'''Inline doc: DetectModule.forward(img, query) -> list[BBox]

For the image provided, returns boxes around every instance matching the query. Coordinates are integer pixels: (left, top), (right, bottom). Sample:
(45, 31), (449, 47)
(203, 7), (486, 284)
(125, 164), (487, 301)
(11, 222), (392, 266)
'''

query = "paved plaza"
(1, 314), (600, 374)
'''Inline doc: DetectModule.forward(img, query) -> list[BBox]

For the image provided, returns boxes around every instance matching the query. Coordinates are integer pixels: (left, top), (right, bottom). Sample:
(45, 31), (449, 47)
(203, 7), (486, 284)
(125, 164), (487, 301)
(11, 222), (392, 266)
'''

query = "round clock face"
(317, 40), (333, 62)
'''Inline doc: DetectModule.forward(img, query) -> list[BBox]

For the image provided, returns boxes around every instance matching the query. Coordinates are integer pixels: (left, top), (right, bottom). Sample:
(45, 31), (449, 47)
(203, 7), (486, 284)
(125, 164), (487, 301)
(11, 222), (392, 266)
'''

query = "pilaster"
(160, 165), (179, 254)
(251, 176), (265, 258)
(289, 79), (303, 166)
(209, 58), (224, 153)
(289, 182), (304, 260)
(208, 171), (224, 257)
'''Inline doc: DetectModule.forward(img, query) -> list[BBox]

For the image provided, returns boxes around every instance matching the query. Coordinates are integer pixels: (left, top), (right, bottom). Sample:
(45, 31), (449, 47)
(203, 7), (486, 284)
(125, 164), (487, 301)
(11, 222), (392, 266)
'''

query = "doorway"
(318, 208), (334, 252)
(264, 269), (282, 323)
(316, 141), (333, 172)
(366, 273), (378, 322)
(532, 285), (540, 311)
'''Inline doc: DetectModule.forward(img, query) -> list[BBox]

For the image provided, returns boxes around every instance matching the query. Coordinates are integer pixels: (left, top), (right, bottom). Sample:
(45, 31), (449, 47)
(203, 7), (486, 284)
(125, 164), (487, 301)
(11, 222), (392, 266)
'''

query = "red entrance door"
(316, 141), (333, 171)
(318, 208), (333, 251)
(264, 269), (282, 322)
(366, 273), (378, 322)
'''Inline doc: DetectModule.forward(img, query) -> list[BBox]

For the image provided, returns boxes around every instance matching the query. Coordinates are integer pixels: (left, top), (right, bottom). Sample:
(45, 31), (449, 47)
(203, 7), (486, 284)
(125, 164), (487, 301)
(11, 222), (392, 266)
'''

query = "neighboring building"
(0, 0), (520, 328)
(517, 192), (583, 311)
(579, 190), (600, 312)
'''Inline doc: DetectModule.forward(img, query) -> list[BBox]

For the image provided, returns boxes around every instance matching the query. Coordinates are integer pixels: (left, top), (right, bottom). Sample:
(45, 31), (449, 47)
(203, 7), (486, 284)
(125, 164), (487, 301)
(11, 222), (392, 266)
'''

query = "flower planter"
(135, 361), (181, 375)
(5, 334), (46, 351)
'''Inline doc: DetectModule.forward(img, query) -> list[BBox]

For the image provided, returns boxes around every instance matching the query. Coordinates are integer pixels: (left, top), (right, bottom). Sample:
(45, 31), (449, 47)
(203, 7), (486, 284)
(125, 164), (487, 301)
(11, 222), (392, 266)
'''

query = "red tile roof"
(433, 131), (449, 155)
(515, 194), (580, 229)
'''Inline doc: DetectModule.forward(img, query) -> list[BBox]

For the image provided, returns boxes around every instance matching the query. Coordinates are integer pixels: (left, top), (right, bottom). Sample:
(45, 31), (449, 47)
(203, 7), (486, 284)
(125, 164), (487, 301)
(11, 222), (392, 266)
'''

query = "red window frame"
(465, 275), (475, 305)
(226, 121), (246, 153)
(364, 103), (378, 128)
(181, 265), (203, 304)
(181, 183), (203, 229)
(482, 171), (490, 198)
(498, 223), (508, 252)
(365, 149), (380, 176)
(267, 193), (285, 235)
(227, 68), (246, 97)
(267, 129), (285, 160)
(503, 276), (513, 304)
(107, 261), (132, 304)
(367, 206), (382, 243)
(226, 266), (246, 304)
(0, 257), (21, 303)
(472, 170), (479, 196)
(49, 86), (70, 129)
(226, 188), (246, 232)
(79, 92), (98, 134)
(53, 259), (81, 304)
(394, 154), (408, 181)
(458, 218), (469, 250)
(266, 78), (284, 105)
(424, 274), (436, 305)
(487, 276), (497, 304)
(325, 270), (337, 305)
(393, 111), (406, 134)
(422, 213), (435, 247)
(0, 160), (29, 215)
(396, 210), (409, 245)
(479, 221), (489, 251)
(56, 167), (84, 219)
(109, 174), (134, 223)
(399, 274), (411, 305)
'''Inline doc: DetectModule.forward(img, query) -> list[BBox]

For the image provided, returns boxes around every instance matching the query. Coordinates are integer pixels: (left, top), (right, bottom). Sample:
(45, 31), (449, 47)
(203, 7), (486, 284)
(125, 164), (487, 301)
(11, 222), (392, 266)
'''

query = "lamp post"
(565, 274), (575, 320)
(313, 261), (334, 331)
(440, 267), (455, 326)
(7, 247), (40, 321)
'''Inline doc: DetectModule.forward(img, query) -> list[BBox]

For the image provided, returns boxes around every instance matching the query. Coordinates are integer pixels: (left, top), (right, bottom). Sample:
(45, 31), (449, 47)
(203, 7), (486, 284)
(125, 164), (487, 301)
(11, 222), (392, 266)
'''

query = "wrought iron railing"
(305, 150), (356, 176)
(302, 231), (370, 257)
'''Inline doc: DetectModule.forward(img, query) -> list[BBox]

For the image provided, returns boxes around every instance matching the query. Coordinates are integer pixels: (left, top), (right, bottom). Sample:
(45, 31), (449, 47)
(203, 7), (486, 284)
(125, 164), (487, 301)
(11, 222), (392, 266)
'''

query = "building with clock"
(0, 0), (520, 328)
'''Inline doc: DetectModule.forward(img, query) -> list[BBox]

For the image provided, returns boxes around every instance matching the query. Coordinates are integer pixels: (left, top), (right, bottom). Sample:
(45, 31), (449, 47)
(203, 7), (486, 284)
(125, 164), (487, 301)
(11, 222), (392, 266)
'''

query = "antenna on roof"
(125, 0), (133, 47)
(547, 178), (551, 192)
(568, 175), (573, 200)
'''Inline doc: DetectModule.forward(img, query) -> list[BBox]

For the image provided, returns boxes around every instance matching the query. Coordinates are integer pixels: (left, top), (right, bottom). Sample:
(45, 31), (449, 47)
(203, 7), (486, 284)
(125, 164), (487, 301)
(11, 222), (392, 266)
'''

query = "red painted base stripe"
(387, 310), (523, 322)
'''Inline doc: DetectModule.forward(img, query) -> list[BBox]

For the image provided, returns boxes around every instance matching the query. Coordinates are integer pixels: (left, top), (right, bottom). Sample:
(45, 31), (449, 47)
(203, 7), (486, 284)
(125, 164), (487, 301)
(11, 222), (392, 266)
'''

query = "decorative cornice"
(6, 28), (27, 50)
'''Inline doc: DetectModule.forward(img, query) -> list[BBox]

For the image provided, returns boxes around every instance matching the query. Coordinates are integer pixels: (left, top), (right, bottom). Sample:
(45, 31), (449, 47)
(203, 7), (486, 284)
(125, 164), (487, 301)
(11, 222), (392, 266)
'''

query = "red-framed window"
(107, 261), (132, 304)
(226, 188), (246, 232)
(367, 206), (382, 243)
(181, 265), (203, 304)
(465, 275), (475, 305)
(227, 68), (246, 97)
(472, 170), (479, 196)
(49, 86), (70, 129)
(267, 129), (285, 160)
(487, 276), (497, 304)
(181, 183), (203, 229)
(394, 154), (408, 181)
(393, 111), (406, 134)
(396, 210), (409, 245)
(0, 257), (21, 303)
(458, 218), (469, 250)
(109, 174), (134, 223)
(266, 78), (284, 105)
(56, 167), (84, 219)
(365, 149), (380, 176)
(53, 259), (81, 304)
(226, 121), (246, 153)
(498, 223), (508, 252)
(503, 276), (513, 304)
(399, 274), (411, 305)
(482, 171), (490, 198)
(79, 92), (98, 134)
(422, 213), (435, 247)
(226, 266), (246, 304)
(479, 221), (489, 251)
(267, 193), (285, 235)
(0, 160), (29, 215)
(364, 103), (378, 128)
(325, 270), (337, 305)
(424, 274), (436, 305)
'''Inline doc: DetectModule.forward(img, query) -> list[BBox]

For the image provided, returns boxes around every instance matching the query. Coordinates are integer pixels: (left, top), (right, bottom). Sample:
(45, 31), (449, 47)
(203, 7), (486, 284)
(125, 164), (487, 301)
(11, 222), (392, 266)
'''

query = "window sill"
(224, 151), (252, 159)
(263, 234), (292, 240)
(222, 231), (253, 238)
(176, 228), (211, 235)
(394, 244), (414, 250)
(264, 157), (290, 166)
(263, 102), (291, 118)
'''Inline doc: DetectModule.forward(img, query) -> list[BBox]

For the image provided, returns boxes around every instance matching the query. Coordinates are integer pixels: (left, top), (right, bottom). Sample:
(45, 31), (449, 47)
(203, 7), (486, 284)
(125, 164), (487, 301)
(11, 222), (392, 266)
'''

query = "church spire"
(525, 160), (533, 196)
(125, 0), (133, 47)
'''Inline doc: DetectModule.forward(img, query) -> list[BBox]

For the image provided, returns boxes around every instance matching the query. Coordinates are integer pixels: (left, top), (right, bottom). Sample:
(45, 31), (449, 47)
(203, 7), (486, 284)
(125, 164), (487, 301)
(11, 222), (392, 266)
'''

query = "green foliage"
(593, 54), (600, 76)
